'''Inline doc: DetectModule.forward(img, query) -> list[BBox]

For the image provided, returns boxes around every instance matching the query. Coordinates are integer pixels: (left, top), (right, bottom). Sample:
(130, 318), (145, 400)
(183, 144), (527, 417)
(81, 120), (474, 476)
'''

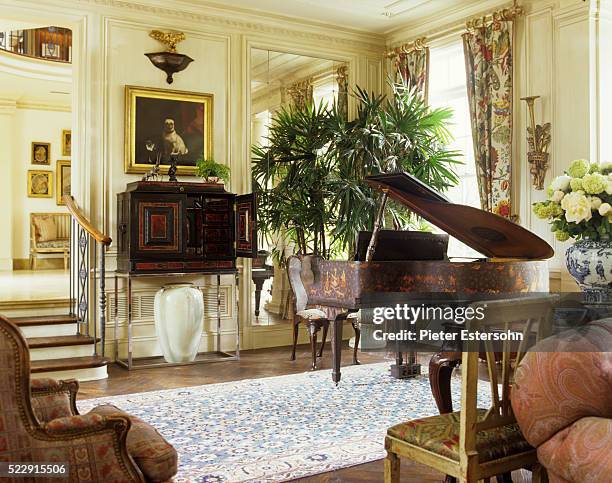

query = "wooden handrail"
(63, 195), (112, 246)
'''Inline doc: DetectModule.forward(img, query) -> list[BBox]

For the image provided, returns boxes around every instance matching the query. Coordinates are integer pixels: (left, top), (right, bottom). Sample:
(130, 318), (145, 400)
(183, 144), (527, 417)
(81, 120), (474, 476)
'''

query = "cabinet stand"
(114, 270), (240, 370)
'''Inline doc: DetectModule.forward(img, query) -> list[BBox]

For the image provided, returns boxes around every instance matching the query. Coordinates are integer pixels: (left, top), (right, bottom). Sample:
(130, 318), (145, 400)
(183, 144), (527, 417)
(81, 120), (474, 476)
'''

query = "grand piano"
(304, 172), (553, 410)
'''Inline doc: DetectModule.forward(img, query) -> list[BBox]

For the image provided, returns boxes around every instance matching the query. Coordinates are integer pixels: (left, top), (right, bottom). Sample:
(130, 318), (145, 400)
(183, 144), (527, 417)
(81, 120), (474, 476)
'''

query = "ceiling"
(251, 49), (337, 92)
(200, 0), (466, 34)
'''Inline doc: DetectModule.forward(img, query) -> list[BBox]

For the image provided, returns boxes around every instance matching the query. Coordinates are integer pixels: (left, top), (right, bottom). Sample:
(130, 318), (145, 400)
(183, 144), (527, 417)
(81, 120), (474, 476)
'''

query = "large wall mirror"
(249, 48), (349, 326)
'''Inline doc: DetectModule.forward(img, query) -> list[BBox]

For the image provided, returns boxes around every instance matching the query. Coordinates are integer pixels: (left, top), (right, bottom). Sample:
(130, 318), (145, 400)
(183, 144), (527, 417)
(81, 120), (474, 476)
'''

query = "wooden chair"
(0, 315), (178, 482)
(30, 212), (71, 270)
(384, 295), (558, 483)
(287, 255), (360, 370)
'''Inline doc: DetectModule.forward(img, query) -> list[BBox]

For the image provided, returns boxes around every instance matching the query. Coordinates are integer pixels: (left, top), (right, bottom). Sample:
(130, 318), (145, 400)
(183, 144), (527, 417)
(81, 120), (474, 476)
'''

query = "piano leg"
(351, 320), (360, 365)
(253, 277), (265, 317)
(331, 312), (347, 384)
(429, 352), (461, 414)
(428, 351), (461, 414)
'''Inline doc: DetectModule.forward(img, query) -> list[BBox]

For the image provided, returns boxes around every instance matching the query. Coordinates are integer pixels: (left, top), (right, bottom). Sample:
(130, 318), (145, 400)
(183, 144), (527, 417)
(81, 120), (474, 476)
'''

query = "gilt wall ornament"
(521, 95), (551, 190)
(146, 30), (193, 84)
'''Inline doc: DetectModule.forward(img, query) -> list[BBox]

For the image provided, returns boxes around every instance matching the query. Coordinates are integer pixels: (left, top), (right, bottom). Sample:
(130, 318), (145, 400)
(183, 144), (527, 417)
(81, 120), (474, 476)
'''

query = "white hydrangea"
(606, 180), (612, 195)
(561, 192), (592, 223)
(551, 190), (565, 203)
(551, 175), (572, 191)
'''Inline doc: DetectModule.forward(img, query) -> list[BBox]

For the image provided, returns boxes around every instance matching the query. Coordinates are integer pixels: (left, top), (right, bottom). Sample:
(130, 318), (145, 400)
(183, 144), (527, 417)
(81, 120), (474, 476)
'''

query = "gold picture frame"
(31, 142), (51, 165)
(56, 160), (71, 205)
(28, 170), (53, 198)
(62, 129), (71, 156)
(124, 85), (213, 175)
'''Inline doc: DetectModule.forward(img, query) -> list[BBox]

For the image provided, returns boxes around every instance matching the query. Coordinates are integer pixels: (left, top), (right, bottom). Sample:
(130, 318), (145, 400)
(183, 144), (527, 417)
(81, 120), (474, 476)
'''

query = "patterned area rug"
(78, 363), (489, 482)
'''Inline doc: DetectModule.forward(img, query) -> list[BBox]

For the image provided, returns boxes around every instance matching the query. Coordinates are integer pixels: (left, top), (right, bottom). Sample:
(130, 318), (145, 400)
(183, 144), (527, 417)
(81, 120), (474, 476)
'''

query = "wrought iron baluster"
(93, 240), (97, 355)
(78, 226), (89, 335)
(69, 218), (74, 316)
(100, 246), (106, 357)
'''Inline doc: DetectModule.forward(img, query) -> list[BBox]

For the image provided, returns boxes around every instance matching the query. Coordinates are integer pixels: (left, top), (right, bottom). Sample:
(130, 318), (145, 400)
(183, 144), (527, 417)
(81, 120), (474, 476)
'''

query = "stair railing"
(0, 27), (72, 63)
(63, 195), (112, 356)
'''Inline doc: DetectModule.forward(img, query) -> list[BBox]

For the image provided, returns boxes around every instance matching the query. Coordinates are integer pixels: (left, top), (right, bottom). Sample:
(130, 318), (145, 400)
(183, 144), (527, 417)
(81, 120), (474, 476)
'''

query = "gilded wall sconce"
(146, 30), (193, 84)
(520, 95), (551, 190)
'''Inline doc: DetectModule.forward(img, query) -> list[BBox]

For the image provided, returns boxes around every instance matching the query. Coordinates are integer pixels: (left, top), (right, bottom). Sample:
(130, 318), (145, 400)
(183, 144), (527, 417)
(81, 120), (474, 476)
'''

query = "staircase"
(4, 196), (112, 381)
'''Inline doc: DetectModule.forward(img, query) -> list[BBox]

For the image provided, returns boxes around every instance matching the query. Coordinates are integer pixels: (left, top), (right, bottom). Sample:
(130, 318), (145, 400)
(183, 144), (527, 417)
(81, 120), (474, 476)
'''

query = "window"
(313, 75), (338, 107)
(428, 41), (480, 258)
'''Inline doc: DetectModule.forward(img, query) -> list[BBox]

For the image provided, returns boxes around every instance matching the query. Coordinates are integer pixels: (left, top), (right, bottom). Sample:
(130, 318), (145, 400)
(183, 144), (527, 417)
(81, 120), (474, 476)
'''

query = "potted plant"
(252, 80), (461, 263)
(327, 82), (461, 256)
(196, 158), (230, 184)
(533, 158), (612, 301)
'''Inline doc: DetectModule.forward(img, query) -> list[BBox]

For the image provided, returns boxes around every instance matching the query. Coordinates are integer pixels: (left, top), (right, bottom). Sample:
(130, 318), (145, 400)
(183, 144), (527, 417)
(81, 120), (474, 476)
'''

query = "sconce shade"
(145, 52), (194, 84)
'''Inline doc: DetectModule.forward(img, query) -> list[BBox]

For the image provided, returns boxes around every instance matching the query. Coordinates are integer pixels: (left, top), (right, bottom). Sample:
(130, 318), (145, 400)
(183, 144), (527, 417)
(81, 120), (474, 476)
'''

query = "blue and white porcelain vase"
(154, 283), (204, 363)
(566, 239), (612, 303)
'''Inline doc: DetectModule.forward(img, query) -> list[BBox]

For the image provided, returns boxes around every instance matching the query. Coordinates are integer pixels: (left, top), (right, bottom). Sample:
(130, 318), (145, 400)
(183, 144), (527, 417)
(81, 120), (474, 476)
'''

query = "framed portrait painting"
(56, 160), (71, 205)
(124, 85), (213, 175)
(62, 130), (71, 156)
(31, 142), (51, 165)
(28, 170), (52, 198)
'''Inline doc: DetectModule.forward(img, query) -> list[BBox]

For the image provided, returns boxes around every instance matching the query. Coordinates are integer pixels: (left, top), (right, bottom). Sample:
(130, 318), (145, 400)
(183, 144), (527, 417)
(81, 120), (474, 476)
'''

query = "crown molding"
(0, 98), (17, 115)
(0, 49), (72, 83)
(16, 100), (71, 112)
(73, 0), (385, 54)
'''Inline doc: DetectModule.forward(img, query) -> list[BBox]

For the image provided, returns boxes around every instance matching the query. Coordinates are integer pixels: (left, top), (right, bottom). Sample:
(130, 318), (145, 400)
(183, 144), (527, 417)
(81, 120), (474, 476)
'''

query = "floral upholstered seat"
(0, 315), (178, 483)
(387, 409), (532, 463)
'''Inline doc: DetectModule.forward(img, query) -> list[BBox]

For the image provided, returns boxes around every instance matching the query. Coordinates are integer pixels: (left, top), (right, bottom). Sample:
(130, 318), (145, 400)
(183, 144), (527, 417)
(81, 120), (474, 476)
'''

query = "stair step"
(27, 335), (98, 349)
(12, 314), (79, 327)
(31, 355), (110, 373)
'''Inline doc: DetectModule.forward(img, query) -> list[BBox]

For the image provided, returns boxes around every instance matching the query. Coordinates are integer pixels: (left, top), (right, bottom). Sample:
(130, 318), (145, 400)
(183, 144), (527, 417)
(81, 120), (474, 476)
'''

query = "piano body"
(304, 172), (553, 409)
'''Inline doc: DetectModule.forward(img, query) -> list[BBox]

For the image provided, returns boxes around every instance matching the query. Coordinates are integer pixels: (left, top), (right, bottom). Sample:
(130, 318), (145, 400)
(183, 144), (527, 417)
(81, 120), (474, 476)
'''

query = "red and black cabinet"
(116, 181), (257, 273)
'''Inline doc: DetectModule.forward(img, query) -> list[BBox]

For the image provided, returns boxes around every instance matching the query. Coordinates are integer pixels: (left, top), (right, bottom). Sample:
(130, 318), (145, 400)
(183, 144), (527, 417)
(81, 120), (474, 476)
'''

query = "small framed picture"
(28, 170), (53, 198)
(62, 129), (71, 156)
(31, 142), (51, 165)
(56, 160), (71, 205)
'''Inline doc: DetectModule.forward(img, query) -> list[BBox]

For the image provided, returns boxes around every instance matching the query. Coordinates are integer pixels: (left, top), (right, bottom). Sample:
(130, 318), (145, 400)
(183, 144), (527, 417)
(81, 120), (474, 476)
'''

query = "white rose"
(551, 175), (572, 191)
(551, 190), (565, 203)
(562, 192), (592, 223)
(599, 203), (612, 216)
(591, 196), (602, 210)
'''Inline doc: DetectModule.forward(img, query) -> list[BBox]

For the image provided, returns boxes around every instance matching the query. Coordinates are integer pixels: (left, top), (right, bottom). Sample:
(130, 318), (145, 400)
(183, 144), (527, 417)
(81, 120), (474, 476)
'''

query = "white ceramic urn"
(154, 283), (204, 363)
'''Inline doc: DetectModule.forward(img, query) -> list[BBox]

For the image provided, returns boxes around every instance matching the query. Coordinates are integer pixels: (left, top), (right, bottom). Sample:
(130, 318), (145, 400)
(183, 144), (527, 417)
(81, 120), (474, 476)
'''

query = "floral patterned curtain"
(463, 20), (515, 218)
(393, 46), (430, 102)
(336, 64), (349, 119)
(287, 78), (313, 110)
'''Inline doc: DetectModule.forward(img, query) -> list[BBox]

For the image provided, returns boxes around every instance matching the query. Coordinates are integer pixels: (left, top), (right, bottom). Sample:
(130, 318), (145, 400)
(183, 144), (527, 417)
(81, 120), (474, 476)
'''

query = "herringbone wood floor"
(79, 344), (529, 483)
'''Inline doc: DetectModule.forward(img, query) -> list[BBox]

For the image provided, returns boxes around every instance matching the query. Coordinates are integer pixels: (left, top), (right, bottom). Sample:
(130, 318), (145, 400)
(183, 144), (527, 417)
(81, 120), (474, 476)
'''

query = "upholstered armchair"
(512, 319), (612, 483)
(0, 316), (178, 482)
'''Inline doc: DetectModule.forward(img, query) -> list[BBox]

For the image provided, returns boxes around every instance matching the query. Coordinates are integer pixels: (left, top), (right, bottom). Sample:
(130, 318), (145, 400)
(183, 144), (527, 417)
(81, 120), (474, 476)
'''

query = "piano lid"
(365, 172), (554, 260)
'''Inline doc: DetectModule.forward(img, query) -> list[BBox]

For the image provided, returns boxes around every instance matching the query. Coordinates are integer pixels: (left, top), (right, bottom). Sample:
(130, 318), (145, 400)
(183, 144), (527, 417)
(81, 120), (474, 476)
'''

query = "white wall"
(0, 0), (385, 357)
(11, 107), (72, 261)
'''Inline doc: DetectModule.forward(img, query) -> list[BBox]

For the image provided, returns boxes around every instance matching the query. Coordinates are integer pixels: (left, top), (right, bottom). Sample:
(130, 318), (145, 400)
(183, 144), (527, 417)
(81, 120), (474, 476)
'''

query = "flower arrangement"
(533, 159), (612, 241)
(195, 158), (230, 184)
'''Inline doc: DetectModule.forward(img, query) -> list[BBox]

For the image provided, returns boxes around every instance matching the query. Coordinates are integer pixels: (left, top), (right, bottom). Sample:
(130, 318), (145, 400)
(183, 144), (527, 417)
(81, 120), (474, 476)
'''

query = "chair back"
(0, 316), (39, 441)
(458, 295), (558, 465)
(287, 255), (308, 313)
(30, 212), (71, 242)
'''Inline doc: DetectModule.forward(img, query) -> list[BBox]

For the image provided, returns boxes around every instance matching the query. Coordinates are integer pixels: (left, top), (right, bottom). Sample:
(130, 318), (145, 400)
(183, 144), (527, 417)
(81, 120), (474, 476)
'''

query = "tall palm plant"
(328, 82), (462, 255)
(252, 80), (462, 262)
(252, 102), (336, 260)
